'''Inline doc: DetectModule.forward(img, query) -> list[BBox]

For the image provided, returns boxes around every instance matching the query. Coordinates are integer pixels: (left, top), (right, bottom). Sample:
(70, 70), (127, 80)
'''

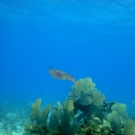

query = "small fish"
(85, 93), (92, 98)
(68, 96), (81, 103)
(49, 67), (78, 85)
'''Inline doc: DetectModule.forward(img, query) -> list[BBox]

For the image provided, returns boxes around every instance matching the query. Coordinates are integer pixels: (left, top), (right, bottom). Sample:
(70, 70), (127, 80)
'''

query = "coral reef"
(24, 78), (135, 135)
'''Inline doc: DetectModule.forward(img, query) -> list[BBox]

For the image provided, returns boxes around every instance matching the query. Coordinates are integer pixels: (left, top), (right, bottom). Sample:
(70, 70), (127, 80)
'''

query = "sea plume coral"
(30, 98), (50, 124)
(49, 99), (78, 135)
(25, 99), (51, 135)
(30, 98), (41, 122)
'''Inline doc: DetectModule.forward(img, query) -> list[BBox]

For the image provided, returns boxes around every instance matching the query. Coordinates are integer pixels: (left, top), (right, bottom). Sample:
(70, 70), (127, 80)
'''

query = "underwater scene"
(0, 0), (135, 135)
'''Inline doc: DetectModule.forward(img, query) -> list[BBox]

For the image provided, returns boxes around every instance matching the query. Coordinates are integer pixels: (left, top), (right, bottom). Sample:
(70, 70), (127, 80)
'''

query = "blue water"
(0, 0), (135, 108)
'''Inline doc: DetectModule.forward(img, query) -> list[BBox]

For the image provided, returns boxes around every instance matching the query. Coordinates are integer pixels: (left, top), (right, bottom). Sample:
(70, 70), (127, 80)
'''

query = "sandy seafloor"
(0, 102), (30, 135)
(0, 101), (52, 135)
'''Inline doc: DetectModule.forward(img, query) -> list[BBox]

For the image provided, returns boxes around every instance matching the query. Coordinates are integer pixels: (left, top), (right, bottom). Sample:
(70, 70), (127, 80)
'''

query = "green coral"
(69, 78), (105, 106)
(91, 91), (105, 106)
(68, 78), (106, 123)
(24, 78), (135, 135)
(69, 78), (95, 105)
(30, 98), (41, 121)
(30, 98), (50, 124)
(51, 130), (63, 135)
(76, 120), (113, 135)
(106, 103), (132, 135)
(123, 119), (135, 135)
(25, 124), (50, 135)
(49, 108), (59, 131)
(49, 99), (79, 135)
(111, 103), (128, 119)
(107, 111), (122, 134)
(25, 99), (51, 135)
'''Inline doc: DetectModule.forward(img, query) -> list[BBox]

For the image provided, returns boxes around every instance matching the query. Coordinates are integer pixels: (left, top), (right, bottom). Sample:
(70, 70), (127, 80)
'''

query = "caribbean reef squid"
(49, 68), (78, 85)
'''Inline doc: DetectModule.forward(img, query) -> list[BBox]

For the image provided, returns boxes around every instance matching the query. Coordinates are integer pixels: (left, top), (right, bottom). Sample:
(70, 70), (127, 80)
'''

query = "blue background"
(0, 0), (135, 107)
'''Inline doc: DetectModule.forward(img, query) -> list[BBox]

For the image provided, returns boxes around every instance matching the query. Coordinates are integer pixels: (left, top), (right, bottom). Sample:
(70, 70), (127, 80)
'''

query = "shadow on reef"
(24, 78), (135, 135)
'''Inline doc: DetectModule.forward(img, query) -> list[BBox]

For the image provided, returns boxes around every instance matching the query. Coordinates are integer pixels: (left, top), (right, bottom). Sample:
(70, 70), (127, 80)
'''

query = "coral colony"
(24, 78), (135, 135)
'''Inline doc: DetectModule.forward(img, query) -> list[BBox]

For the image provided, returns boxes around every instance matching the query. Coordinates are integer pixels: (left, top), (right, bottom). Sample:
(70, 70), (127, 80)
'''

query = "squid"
(49, 67), (78, 85)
